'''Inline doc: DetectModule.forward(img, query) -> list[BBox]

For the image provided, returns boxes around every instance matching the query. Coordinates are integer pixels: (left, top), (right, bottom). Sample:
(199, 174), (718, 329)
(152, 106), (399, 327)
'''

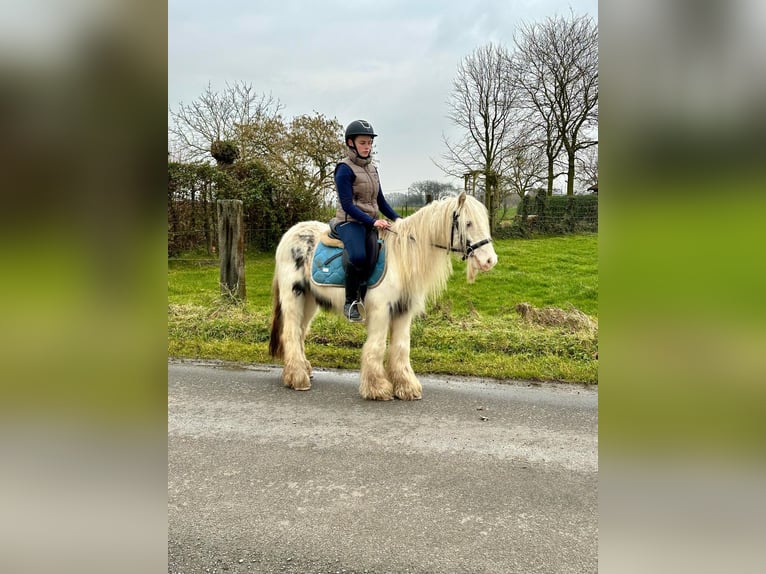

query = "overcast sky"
(169, 0), (598, 195)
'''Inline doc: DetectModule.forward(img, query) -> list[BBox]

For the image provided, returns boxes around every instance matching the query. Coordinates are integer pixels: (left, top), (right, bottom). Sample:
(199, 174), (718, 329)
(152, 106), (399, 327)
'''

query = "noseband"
(433, 211), (493, 261)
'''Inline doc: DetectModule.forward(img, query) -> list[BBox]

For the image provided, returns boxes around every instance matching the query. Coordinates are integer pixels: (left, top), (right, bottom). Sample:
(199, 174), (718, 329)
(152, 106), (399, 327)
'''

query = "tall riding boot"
(343, 265), (364, 322)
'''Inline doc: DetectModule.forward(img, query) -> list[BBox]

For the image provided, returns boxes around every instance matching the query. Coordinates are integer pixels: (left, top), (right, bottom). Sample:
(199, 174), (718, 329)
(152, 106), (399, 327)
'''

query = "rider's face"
(352, 136), (374, 157)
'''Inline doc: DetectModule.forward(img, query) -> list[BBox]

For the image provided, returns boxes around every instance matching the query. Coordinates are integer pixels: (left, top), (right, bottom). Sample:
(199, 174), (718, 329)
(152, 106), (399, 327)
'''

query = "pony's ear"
(458, 191), (466, 207)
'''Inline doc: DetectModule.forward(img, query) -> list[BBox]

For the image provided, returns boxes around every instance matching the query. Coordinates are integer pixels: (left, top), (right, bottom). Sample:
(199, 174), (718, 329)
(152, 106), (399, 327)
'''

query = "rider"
(334, 119), (401, 322)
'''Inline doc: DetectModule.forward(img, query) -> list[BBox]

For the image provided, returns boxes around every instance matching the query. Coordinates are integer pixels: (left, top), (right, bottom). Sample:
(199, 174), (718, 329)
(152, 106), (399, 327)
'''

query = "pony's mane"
(384, 194), (489, 301)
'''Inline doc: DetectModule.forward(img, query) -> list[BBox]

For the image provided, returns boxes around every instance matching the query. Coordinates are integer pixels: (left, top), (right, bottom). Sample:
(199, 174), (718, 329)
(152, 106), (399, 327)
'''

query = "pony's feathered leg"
(387, 312), (422, 400)
(359, 306), (393, 401)
(300, 295), (319, 379)
(279, 281), (312, 391)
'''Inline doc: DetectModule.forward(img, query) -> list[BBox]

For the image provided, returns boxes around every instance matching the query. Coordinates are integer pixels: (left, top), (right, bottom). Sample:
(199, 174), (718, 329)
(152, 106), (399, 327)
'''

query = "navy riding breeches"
(335, 221), (378, 278)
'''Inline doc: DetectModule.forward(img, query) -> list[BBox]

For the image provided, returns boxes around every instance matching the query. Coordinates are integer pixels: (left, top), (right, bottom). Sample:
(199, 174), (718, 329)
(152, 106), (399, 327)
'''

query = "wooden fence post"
(217, 199), (246, 301)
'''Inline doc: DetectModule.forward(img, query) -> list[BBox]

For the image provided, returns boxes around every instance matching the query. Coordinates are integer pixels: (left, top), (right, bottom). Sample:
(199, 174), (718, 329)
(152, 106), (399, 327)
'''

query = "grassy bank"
(168, 234), (598, 383)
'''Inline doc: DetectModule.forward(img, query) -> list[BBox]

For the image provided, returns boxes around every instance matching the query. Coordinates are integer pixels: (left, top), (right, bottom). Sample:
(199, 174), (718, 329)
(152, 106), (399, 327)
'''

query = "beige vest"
(335, 149), (380, 223)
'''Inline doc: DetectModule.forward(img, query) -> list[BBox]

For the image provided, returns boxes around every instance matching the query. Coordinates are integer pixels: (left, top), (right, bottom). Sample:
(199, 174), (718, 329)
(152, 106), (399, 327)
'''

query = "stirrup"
(346, 299), (365, 323)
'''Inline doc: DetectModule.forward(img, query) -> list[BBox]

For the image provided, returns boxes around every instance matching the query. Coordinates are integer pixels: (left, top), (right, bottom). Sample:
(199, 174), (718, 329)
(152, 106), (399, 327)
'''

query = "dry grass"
(514, 302), (598, 334)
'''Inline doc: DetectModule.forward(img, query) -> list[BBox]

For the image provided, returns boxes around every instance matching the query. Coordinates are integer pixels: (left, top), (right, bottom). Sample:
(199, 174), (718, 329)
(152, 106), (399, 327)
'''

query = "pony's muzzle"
(487, 253), (498, 270)
(478, 251), (498, 271)
(466, 249), (497, 284)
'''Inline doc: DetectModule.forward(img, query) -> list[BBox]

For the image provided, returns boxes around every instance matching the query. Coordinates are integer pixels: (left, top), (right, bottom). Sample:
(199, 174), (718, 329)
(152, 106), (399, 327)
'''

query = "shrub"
(210, 140), (239, 165)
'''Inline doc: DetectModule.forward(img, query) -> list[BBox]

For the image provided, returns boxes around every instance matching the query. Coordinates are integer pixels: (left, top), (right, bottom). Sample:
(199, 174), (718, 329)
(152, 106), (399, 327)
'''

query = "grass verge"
(168, 234), (598, 384)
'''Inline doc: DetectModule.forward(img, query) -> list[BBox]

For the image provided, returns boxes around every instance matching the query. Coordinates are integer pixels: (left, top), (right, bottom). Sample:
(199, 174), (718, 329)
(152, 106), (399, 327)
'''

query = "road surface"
(168, 360), (597, 573)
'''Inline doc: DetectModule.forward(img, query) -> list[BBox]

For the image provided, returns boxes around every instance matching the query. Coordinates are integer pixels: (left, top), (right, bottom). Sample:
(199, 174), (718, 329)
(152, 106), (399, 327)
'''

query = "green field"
(168, 234), (598, 383)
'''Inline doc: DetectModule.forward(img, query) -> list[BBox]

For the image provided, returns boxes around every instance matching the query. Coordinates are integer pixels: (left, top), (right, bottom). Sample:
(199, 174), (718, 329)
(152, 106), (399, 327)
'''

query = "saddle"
(311, 218), (387, 288)
(319, 218), (344, 248)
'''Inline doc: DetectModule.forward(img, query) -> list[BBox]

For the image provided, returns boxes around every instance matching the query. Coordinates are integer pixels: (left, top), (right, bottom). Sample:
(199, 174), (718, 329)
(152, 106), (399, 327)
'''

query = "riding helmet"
(344, 120), (377, 142)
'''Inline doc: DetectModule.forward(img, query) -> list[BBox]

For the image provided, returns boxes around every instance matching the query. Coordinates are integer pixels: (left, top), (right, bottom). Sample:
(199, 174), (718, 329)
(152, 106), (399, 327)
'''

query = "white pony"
(269, 192), (498, 400)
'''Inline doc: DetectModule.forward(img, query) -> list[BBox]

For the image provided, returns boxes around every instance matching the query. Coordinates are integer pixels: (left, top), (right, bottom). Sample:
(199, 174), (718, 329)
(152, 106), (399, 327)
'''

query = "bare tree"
(408, 180), (460, 204)
(168, 81), (282, 162)
(504, 131), (548, 201)
(438, 43), (518, 230)
(576, 145), (598, 190)
(513, 13), (598, 195)
(517, 91), (568, 196)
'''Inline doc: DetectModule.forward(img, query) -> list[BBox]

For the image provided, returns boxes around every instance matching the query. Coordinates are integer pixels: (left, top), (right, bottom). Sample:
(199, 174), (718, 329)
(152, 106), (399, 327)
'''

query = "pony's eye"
(466, 221), (472, 228)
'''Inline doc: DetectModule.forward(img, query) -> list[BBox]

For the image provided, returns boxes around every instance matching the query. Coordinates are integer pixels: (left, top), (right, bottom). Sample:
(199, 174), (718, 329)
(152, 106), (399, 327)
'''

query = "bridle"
(433, 210), (493, 261)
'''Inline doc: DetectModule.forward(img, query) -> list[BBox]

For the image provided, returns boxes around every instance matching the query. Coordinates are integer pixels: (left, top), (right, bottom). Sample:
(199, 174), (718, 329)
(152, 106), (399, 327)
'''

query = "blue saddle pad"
(311, 242), (386, 288)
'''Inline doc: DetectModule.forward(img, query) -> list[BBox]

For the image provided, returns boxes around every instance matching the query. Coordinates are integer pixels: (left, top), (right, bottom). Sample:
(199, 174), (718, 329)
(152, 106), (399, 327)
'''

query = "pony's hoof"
(395, 389), (422, 401)
(283, 372), (311, 391)
(393, 378), (423, 401)
(360, 379), (394, 401)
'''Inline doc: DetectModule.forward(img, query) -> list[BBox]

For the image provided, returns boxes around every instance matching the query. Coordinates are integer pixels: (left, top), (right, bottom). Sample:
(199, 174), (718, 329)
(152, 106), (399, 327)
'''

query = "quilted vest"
(335, 148), (381, 223)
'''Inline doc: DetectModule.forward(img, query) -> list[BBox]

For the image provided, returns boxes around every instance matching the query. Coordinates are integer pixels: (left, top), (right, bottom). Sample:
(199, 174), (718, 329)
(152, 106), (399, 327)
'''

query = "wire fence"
(495, 193), (598, 238)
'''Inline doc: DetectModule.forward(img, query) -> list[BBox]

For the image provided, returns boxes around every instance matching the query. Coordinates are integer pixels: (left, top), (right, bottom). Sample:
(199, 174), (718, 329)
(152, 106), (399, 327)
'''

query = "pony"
(269, 192), (498, 401)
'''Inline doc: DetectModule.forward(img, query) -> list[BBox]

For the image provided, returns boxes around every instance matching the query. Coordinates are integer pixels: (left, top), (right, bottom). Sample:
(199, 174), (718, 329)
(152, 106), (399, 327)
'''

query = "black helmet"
(344, 119), (377, 142)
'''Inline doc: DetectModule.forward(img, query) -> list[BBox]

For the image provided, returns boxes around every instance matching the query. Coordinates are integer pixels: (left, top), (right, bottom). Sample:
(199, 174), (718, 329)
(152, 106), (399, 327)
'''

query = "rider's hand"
(373, 219), (391, 230)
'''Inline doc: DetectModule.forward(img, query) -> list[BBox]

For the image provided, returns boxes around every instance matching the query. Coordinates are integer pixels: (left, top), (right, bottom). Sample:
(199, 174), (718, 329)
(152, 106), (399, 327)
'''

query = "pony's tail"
(269, 275), (283, 359)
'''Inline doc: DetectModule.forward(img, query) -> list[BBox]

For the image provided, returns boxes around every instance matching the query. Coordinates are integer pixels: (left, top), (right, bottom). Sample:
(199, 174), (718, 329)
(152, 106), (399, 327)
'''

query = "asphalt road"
(168, 360), (598, 574)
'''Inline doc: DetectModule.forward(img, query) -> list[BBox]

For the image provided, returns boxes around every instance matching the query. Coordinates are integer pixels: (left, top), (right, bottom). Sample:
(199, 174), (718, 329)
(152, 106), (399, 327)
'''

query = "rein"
(432, 210), (493, 261)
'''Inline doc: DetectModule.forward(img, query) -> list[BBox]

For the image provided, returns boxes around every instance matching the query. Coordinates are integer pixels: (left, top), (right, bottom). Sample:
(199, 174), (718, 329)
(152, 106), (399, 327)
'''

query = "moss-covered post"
(217, 199), (246, 301)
